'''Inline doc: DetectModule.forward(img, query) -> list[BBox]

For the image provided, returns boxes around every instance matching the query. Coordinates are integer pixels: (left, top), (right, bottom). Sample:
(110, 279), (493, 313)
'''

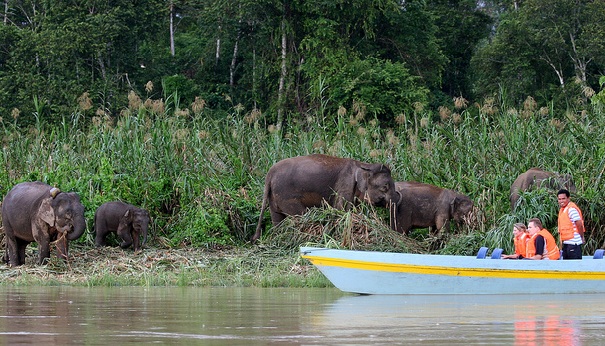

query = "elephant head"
(356, 163), (398, 208)
(35, 189), (86, 260)
(117, 207), (150, 251)
(450, 194), (474, 222)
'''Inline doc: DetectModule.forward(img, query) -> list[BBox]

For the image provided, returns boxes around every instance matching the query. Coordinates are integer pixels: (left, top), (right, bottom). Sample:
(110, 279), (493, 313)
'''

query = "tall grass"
(2, 92), (605, 255)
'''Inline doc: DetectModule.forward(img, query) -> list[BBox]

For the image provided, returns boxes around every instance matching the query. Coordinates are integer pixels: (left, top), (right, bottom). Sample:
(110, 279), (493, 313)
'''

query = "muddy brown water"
(0, 287), (604, 344)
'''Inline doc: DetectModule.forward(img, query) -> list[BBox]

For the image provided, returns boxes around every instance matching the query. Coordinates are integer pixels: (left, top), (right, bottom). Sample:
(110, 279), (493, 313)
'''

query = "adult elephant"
(94, 201), (150, 252)
(510, 168), (576, 210)
(392, 181), (474, 235)
(2, 181), (86, 266)
(252, 154), (399, 242)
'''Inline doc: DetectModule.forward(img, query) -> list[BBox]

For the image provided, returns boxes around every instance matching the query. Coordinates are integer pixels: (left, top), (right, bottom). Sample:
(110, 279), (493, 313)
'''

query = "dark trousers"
(562, 243), (582, 260)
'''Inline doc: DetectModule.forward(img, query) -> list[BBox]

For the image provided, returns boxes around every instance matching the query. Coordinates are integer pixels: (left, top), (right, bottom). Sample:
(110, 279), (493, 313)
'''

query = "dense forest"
(2, 0), (605, 255)
(1, 0), (604, 124)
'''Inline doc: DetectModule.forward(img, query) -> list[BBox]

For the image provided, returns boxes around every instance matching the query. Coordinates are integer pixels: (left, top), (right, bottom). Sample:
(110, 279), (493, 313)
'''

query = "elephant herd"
(1, 181), (149, 267)
(1, 155), (575, 267)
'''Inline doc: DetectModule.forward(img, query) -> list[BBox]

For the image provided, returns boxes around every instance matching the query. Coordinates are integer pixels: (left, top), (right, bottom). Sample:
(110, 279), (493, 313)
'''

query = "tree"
(470, 0), (605, 106)
(430, 0), (492, 97)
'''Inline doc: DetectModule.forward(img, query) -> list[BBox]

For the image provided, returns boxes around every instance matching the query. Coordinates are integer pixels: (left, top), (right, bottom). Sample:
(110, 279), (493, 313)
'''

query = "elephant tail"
(251, 180), (271, 243)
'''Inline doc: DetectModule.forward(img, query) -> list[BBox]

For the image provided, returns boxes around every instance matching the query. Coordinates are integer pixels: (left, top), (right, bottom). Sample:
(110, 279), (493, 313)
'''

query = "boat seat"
(491, 248), (503, 259)
(594, 249), (605, 259)
(476, 247), (489, 259)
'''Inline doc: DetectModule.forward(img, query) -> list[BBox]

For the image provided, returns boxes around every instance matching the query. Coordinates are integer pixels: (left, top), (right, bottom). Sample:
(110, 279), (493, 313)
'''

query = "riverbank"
(0, 245), (332, 287)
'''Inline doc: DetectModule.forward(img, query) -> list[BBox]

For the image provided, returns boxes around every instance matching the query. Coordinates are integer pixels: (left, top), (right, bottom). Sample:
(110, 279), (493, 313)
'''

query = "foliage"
(470, 0), (605, 107)
(303, 55), (429, 122)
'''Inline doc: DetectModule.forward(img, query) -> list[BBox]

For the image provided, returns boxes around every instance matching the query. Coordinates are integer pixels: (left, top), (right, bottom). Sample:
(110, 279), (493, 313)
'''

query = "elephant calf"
(510, 167), (576, 210)
(392, 181), (474, 235)
(2, 181), (86, 266)
(94, 201), (150, 252)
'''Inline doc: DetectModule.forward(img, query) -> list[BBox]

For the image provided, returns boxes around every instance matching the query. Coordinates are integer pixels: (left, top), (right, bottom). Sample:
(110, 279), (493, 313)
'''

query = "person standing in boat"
(525, 218), (560, 260)
(557, 189), (585, 260)
(502, 223), (529, 259)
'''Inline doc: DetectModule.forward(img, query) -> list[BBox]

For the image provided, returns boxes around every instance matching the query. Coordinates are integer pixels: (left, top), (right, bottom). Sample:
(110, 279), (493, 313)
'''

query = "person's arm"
(569, 207), (586, 242)
(575, 219), (586, 243)
(526, 236), (545, 260)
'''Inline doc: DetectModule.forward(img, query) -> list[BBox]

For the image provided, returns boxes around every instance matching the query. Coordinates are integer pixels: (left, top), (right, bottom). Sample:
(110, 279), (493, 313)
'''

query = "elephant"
(94, 201), (150, 252)
(2, 181), (86, 266)
(510, 168), (576, 210)
(391, 181), (474, 235)
(252, 154), (400, 242)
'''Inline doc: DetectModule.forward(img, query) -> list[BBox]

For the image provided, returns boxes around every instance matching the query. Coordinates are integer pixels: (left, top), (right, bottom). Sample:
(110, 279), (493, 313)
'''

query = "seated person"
(502, 223), (529, 259)
(525, 218), (560, 260)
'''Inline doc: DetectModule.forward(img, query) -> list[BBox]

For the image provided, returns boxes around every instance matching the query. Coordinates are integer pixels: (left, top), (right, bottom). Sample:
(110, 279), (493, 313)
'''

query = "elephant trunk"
(67, 214), (86, 241)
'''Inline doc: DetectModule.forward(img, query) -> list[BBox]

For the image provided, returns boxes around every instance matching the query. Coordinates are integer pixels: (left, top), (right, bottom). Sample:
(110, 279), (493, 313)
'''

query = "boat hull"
(300, 247), (605, 295)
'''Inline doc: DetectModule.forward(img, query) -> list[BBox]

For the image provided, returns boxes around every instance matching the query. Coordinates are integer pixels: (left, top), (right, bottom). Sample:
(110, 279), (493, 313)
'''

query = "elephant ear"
(450, 196), (460, 214)
(38, 197), (56, 226)
(123, 209), (133, 222)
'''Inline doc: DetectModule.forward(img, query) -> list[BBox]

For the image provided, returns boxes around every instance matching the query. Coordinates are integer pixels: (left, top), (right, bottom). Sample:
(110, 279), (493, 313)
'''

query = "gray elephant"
(2, 181), (86, 266)
(252, 154), (399, 242)
(94, 201), (150, 252)
(510, 168), (576, 210)
(391, 181), (474, 235)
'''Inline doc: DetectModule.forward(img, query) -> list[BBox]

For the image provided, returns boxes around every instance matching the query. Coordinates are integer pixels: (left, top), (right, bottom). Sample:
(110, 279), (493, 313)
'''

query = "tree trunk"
(277, 14), (287, 129)
(230, 20), (242, 87)
(169, 1), (175, 57)
(569, 32), (589, 83)
(216, 24), (222, 66)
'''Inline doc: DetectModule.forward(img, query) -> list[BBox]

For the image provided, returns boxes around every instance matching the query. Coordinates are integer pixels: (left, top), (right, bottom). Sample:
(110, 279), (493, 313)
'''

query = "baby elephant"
(94, 201), (150, 252)
(392, 181), (474, 235)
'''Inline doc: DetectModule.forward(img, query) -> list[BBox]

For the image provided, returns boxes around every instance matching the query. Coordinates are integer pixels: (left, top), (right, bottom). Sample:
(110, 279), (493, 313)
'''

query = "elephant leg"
(55, 235), (68, 261)
(35, 235), (51, 265)
(269, 209), (287, 225)
(434, 217), (450, 235)
(6, 236), (20, 266)
(16, 239), (29, 265)
(95, 225), (108, 247)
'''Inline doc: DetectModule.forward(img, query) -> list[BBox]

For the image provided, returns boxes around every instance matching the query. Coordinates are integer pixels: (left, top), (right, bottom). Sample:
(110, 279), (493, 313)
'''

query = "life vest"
(558, 201), (583, 241)
(526, 229), (560, 260)
(514, 232), (529, 257)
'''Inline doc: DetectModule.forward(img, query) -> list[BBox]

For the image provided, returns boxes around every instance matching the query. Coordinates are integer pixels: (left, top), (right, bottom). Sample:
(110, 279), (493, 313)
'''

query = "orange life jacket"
(558, 201), (583, 241)
(514, 232), (529, 257)
(526, 229), (560, 260)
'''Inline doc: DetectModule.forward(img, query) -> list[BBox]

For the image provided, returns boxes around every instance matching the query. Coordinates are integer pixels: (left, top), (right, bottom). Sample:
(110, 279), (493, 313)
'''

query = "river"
(0, 287), (603, 344)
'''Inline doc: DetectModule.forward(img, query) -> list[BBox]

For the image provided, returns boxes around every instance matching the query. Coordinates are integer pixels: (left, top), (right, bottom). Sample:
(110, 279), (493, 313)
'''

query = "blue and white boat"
(300, 246), (605, 295)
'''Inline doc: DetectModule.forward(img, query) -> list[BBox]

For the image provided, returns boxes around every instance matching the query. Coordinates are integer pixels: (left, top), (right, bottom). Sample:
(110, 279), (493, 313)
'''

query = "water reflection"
(318, 294), (605, 345)
(0, 287), (604, 344)
(0, 287), (344, 344)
